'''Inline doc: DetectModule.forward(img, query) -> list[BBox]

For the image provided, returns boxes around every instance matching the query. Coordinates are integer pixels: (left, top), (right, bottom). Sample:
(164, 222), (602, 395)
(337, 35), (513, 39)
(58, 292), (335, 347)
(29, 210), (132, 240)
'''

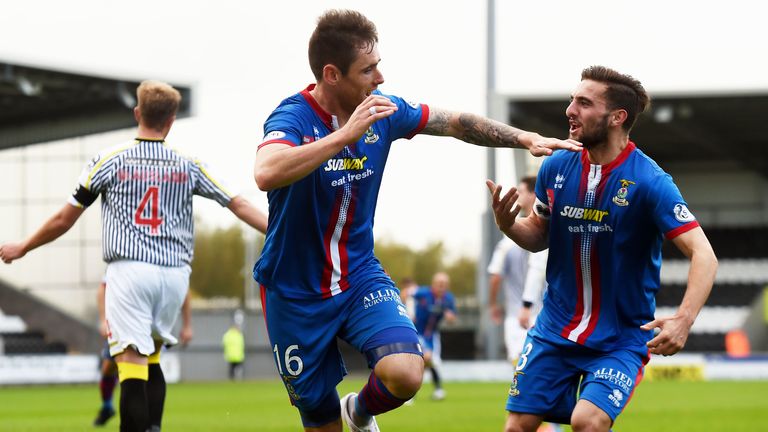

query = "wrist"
(517, 131), (536, 150)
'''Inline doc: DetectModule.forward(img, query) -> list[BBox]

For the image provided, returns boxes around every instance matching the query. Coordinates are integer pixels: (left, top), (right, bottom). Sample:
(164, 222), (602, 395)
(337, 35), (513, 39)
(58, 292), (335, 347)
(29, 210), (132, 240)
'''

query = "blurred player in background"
(222, 310), (246, 381)
(252, 9), (581, 432)
(487, 175), (547, 363)
(487, 65), (717, 432)
(0, 80), (267, 432)
(93, 280), (193, 427)
(413, 272), (456, 401)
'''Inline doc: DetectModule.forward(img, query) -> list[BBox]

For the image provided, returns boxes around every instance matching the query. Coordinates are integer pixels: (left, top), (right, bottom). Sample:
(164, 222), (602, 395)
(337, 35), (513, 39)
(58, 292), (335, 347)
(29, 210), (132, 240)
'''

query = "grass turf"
(1, 379), (767, 431)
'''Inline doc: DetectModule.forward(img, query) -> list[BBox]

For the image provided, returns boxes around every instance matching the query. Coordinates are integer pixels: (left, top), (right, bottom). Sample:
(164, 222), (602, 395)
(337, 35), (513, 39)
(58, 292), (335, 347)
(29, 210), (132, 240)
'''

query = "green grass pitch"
(1, 378), (767, 431)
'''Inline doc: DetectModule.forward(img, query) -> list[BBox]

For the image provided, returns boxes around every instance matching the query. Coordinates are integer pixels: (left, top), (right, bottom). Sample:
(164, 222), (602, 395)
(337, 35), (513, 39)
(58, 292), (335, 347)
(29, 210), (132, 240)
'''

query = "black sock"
(430, 367), (442, 389)
(120, 378), (149, 432)
(147, 364), (166, 429)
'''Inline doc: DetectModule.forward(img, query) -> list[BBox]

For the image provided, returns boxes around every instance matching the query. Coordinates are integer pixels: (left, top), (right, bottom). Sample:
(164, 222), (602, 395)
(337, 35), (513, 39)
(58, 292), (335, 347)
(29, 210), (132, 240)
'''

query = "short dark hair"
(581, 65), (650, 132)
(308, 9), (378, 80)
(520, 175), (536, 192)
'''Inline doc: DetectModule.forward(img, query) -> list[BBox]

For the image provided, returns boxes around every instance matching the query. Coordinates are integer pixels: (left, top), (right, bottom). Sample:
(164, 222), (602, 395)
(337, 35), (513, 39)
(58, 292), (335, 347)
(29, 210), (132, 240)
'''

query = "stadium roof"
(0, 61), (191, 150)
(506, 93), (768, 178)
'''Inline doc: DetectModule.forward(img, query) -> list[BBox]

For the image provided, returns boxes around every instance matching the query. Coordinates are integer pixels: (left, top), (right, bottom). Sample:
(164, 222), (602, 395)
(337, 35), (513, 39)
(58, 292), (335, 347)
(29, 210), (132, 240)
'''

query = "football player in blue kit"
(487, 65), (718, 432)
(252, 9), (581, 432)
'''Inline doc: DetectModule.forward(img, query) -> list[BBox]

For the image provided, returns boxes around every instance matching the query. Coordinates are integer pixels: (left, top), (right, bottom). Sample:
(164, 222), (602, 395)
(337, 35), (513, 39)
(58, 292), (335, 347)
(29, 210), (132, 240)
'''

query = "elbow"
(254, 169), (277, 192)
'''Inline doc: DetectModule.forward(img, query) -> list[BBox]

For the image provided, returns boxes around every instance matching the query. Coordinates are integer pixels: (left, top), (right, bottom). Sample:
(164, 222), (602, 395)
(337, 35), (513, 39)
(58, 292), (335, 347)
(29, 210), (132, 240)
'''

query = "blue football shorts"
(260, 273), (417, 412)
(506, 332), (649, 424)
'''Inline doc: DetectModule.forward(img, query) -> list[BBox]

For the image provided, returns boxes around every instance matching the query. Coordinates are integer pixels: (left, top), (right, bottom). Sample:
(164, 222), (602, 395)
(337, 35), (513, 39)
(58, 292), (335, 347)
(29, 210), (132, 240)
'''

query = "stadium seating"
(660, 225), (768, 352)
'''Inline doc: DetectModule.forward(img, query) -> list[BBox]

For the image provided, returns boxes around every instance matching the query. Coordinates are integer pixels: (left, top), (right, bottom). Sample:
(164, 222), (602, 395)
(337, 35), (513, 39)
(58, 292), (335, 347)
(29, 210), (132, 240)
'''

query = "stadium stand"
(660, 225), (768, 352)
(0, 278), (99, 354)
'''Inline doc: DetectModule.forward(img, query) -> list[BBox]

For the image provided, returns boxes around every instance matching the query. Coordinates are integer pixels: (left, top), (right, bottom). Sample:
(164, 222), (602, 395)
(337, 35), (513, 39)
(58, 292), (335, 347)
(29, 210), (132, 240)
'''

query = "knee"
(571, 411), (611, 432)
(375, 353), (424, 398)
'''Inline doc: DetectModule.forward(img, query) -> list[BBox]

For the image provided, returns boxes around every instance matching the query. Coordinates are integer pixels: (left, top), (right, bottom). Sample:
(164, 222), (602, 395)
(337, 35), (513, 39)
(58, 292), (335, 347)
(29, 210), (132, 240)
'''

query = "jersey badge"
(673, 203), (696, 222)
(364, 126), (379, 144)
(612, 179), (636, 207)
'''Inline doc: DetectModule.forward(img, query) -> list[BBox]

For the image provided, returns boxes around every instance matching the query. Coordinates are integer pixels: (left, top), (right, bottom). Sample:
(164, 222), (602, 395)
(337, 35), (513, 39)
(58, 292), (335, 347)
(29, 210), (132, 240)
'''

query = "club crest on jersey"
(509, 371), (524, 397)
(364, 126), (379, 144)
(612, 179), (636, 207)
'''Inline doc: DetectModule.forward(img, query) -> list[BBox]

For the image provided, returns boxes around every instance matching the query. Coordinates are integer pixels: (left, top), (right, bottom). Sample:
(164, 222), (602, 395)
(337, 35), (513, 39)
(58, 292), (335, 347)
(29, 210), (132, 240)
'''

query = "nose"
(374, 69), (385, 85)
(565, 100), (577, 118)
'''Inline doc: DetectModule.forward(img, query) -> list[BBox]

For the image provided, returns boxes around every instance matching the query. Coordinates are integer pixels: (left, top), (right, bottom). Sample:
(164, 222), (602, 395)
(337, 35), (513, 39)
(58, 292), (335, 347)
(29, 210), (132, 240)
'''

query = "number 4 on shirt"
(134, 186), (163, 234)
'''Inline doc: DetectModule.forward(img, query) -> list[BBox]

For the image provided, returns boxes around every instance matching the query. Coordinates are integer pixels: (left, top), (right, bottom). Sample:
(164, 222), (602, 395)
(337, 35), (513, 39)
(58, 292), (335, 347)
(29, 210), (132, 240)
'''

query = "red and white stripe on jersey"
(320, 179), (358, 298)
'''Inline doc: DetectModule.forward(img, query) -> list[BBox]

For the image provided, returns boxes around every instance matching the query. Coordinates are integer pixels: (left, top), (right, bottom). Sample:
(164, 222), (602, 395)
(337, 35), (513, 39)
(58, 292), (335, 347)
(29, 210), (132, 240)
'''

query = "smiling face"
(565, 79), (613, 149)
(336, 43), (385, 112)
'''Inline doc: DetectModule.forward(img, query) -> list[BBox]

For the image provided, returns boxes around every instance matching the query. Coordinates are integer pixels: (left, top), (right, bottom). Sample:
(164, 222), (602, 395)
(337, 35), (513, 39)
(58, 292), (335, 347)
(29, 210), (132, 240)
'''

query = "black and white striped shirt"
(68, 138), (235, 266)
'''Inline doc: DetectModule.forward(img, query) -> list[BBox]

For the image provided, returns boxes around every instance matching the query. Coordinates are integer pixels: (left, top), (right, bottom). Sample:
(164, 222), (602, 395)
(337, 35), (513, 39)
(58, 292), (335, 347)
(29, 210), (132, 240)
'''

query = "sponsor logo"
(281, 375), (301, 401)
(362, 288), (400, 309)
(612, 179), (635, 207)
(509, 371), (524, 397)
(324, 155), (368, 172)
(560, 205), (609, 222)
(364, 127), (379, 144)
(125, 157), (180, 167)
(313, 126), (321, 142)
(673, 203), (696, 222)
(302, 136), (312, 144)
(608, 389), (624, 407)
(264, 131), (286, 140)
(554, 173), (565, 189)
(117, 169), (188, 183)
(593, 367), (633, 393)
(88, 154), (101, 169)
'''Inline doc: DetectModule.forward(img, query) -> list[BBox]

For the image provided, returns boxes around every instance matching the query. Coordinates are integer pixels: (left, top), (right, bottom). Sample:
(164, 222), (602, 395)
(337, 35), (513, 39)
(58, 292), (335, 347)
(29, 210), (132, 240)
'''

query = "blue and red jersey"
(413, 286), (456, 338)
(530, 142), (699, 351)
(253, 85), (429, 299)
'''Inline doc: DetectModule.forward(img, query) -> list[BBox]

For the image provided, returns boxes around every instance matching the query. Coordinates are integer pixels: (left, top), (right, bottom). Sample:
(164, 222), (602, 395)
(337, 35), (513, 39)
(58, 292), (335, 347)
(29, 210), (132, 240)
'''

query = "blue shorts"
(506, 333), (649, 424)
(260, 275), (418, 412)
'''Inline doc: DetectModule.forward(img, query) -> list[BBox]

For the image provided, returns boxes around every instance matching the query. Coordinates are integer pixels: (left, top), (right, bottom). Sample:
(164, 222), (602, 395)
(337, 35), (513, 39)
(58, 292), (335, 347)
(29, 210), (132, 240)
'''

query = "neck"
(136, 126), (167, 140)
(586, 133), (629, 165)
(310, 83), (351, 127)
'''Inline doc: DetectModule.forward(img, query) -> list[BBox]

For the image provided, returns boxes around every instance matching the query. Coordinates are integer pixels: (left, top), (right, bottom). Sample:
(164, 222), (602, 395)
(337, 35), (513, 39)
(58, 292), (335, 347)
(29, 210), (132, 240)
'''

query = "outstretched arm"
(0, 203), (85, 264)
(422, 107), (581, 156)
(254, 95), (397, 191)
(227, 196), (268, 234)
(486, 180), (549, 251)
(641, 227), (717, 355)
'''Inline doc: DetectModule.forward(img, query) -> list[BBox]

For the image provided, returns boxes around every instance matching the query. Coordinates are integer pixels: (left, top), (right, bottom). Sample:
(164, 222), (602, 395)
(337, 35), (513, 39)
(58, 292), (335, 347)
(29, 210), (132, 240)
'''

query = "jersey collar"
(300, 84), (339, 131)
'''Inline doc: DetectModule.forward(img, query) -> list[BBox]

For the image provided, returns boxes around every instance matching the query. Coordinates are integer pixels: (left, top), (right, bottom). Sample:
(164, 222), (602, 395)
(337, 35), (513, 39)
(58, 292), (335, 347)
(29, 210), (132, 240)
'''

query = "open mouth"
(569, 120), (581, 134)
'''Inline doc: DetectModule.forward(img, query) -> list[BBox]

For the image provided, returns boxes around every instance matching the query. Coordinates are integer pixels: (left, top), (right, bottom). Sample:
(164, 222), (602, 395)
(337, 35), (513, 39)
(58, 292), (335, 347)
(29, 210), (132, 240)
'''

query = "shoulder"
(88, 140), (136, 170)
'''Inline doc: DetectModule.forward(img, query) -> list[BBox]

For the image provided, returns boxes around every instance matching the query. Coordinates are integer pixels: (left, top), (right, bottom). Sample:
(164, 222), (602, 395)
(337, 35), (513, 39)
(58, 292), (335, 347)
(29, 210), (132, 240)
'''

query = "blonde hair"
(136, 80), (181, 130)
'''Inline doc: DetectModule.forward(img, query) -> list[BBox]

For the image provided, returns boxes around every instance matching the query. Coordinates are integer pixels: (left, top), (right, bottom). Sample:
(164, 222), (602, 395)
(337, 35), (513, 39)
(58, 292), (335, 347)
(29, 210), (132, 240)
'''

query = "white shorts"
(105, 260), (190, 357)
(504, 315), (528, 362)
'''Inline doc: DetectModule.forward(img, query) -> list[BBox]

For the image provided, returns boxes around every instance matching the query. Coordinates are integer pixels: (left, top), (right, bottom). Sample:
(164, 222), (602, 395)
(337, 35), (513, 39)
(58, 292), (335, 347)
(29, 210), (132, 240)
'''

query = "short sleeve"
(648, 173), (699, 239)
(487, 238), (512, 274)
(381, 93), (429, 141)
(260, 107), (304, 150)
(190, 158), (237, 207)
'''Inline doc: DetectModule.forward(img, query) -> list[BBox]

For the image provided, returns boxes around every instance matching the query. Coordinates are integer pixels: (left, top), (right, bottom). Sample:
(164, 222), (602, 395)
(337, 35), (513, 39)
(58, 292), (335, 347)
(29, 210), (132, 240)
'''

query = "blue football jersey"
(530, 142), (699, 351)
(253, 85), (429, 299)
(413, 286), (456, 338)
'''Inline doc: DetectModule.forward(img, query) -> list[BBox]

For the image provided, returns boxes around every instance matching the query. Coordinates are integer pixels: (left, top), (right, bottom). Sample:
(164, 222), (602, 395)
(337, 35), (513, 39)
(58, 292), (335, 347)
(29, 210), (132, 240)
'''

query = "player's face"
(517, 182), (535, 215)
(566, 80), (612, 149)
(337, 44), (385, 111)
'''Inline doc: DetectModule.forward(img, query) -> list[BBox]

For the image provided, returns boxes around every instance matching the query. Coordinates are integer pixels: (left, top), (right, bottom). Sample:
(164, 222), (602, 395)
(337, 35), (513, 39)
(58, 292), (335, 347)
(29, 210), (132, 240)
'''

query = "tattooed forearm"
(458, 113), (522, 148)
(422, 108), (529, 149)
(422, 109), (451, 135)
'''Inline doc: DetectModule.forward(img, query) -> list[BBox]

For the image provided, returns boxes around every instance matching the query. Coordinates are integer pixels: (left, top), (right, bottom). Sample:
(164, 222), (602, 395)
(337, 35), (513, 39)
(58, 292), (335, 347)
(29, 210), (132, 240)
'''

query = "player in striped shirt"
(252, 9), (581, 432)
(0, 80), (267, 432)
(487, 66), (718, 432)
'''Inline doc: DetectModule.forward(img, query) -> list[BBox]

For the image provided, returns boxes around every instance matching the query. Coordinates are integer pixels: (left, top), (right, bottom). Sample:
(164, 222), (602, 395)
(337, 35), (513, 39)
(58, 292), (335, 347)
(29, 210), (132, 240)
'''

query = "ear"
(612, 109), (628, 127)
(133, 107), (141, 123)
(321, 64), (342, 85)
